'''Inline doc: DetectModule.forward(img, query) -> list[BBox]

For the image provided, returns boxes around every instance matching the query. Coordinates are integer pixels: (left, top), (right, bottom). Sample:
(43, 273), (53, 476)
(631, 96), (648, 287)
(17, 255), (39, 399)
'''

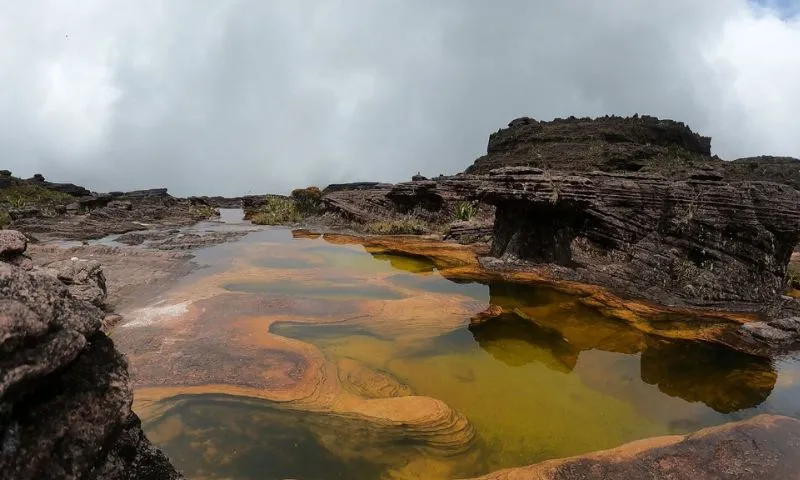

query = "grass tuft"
(454, 201), (477, 221)
(0, 184), (74, 207)
(365, 218), (428, 235)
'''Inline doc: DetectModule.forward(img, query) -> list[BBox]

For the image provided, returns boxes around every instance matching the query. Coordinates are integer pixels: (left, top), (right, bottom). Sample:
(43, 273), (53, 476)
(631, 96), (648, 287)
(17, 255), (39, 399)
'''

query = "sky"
(1, 1), (799, 196)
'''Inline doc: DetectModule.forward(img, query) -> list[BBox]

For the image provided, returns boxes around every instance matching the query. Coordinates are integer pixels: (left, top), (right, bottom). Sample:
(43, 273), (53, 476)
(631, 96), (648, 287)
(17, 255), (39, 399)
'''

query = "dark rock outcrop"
(465, 115), (715, 176)
(0, 230), (182, 479)
(465, 415), (800, 480)
(321, 183), (396, 223)
(479, 169), (799, 307)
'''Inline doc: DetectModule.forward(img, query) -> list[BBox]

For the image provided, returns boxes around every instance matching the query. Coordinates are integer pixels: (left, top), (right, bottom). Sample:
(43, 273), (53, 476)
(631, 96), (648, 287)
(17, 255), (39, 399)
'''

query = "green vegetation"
(0, 184), (73, 207)
(250, 196), (301, 225)
(788, 264), (800, 290)
(0, 210), (11, 229)
(189, 204), (219, 220)
(454, 201), (477, 221)
(290, 186), (323, 215)
(365, 218), (428, 235)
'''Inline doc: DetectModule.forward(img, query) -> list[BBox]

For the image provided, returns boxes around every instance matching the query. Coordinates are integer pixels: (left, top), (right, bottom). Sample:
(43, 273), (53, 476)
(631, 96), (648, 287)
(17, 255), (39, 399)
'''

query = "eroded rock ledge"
(0, 230), (181, 479)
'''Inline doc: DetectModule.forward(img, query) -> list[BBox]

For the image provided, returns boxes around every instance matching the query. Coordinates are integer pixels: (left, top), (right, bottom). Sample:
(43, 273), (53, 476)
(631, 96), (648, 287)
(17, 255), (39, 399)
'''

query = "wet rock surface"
(464, 415), (800, 480)
(0, 230), (182, 480)
(115, 229), (250, 250)
(28, 244), (195, 311)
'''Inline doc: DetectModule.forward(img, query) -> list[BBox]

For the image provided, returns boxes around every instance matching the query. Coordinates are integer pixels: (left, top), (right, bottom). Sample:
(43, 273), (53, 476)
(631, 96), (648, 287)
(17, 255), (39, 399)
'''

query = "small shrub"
(250, 196), (301, 225)
(788, 265), (800, 290)
(189, 204), (219, 220)
(365, 218), (428, 235)
(454, 201), (477, 221)
(8, 196), (27, 209)
(290, 186), (323, 214)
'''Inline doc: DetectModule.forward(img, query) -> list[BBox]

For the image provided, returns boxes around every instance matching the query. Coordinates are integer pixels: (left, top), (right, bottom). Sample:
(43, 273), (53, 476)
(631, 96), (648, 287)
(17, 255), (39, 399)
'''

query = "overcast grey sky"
(1, 1), (799, 196)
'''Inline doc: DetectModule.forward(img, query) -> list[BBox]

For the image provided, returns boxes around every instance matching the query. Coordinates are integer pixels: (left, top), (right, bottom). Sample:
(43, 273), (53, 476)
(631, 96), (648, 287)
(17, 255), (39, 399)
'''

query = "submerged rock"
(0, 230), (182, 479)
(463, 415), (800, 480)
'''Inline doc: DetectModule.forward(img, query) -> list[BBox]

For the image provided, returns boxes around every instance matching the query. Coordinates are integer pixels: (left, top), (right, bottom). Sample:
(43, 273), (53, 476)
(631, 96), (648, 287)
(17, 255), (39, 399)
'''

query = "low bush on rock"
(788, 265), (800, 291)
(290, 186), (323, 214)
(454, 201), (477, 221)
(189, 204), (219, 220)
(250, 196), (301, 225)
(0, 184), (74, 207)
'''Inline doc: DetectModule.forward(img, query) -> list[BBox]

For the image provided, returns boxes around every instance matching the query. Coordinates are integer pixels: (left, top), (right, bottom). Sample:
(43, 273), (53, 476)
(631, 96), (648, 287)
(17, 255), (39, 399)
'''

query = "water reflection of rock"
(469, 314), (578, 373)
(469, 283), (778, 414)
(641, 340), (777, 413)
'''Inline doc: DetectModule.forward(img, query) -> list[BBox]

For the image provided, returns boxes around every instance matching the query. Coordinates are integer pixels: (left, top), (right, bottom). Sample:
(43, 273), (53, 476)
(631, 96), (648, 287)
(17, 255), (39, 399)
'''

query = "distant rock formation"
(0, 230), (182, 479)
(465, 115), (715, 176)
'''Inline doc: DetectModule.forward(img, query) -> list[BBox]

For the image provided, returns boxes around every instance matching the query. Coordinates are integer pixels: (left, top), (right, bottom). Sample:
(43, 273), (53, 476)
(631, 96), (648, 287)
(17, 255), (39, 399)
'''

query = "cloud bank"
(1, 0), (798, 196)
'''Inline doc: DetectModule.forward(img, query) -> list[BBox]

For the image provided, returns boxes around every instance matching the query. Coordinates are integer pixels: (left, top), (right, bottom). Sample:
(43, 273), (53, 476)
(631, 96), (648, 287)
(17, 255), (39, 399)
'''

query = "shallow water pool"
(118, 227), (800, 480)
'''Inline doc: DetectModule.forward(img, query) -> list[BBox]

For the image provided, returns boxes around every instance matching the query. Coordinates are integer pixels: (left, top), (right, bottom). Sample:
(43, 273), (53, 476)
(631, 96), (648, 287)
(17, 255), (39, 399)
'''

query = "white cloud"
(0, 0), (797, 196)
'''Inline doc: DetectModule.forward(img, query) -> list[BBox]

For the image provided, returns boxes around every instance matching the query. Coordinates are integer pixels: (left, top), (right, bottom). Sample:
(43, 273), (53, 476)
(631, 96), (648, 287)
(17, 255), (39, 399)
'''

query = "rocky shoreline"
(0, 230), (182, 479)
(3, 114), (800, 479)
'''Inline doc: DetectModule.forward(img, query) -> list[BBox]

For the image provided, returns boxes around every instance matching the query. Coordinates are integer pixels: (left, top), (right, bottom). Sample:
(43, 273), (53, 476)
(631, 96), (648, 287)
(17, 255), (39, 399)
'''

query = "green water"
(140, 228), (800, 480)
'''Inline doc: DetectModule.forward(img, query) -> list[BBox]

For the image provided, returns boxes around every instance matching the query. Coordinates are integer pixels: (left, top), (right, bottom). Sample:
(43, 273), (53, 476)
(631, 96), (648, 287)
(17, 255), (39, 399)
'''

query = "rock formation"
(463, 415), (800, 480)
(478, 168), (798, 306)
(461, 116), (800, 349)
(1, 171), (219, 240)
(0, 230), (182, 479)
(310, 116), (800, 349)
(465, 115), (716, 176)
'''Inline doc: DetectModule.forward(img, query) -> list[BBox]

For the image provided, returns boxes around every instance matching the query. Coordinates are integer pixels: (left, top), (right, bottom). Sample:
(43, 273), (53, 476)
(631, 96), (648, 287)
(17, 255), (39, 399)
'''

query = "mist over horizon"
(2, 0), (799, 197)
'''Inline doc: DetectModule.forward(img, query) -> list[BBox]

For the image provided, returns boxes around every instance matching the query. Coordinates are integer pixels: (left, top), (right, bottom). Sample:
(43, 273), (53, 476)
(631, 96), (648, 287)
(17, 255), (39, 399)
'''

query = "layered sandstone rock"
(465, 115), (716, 176)
(0, 230), (182, 479)
(478, 168), (799, 307)
(463, 415), (800, 480)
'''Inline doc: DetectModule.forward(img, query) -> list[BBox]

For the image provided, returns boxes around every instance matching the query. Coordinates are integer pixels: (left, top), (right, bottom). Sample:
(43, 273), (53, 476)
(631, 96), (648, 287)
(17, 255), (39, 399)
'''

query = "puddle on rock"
(113, 227), (800, 480)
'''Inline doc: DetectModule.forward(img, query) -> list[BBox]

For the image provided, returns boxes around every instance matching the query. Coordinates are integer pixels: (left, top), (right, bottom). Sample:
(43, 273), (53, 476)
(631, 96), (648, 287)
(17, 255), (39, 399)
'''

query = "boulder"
(41, 258), (108, 308)
(7, 207), (41, 221)
(0, 230), (26, 257)
(0, 230), (32, 270)
(0, 230), (182, 479)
